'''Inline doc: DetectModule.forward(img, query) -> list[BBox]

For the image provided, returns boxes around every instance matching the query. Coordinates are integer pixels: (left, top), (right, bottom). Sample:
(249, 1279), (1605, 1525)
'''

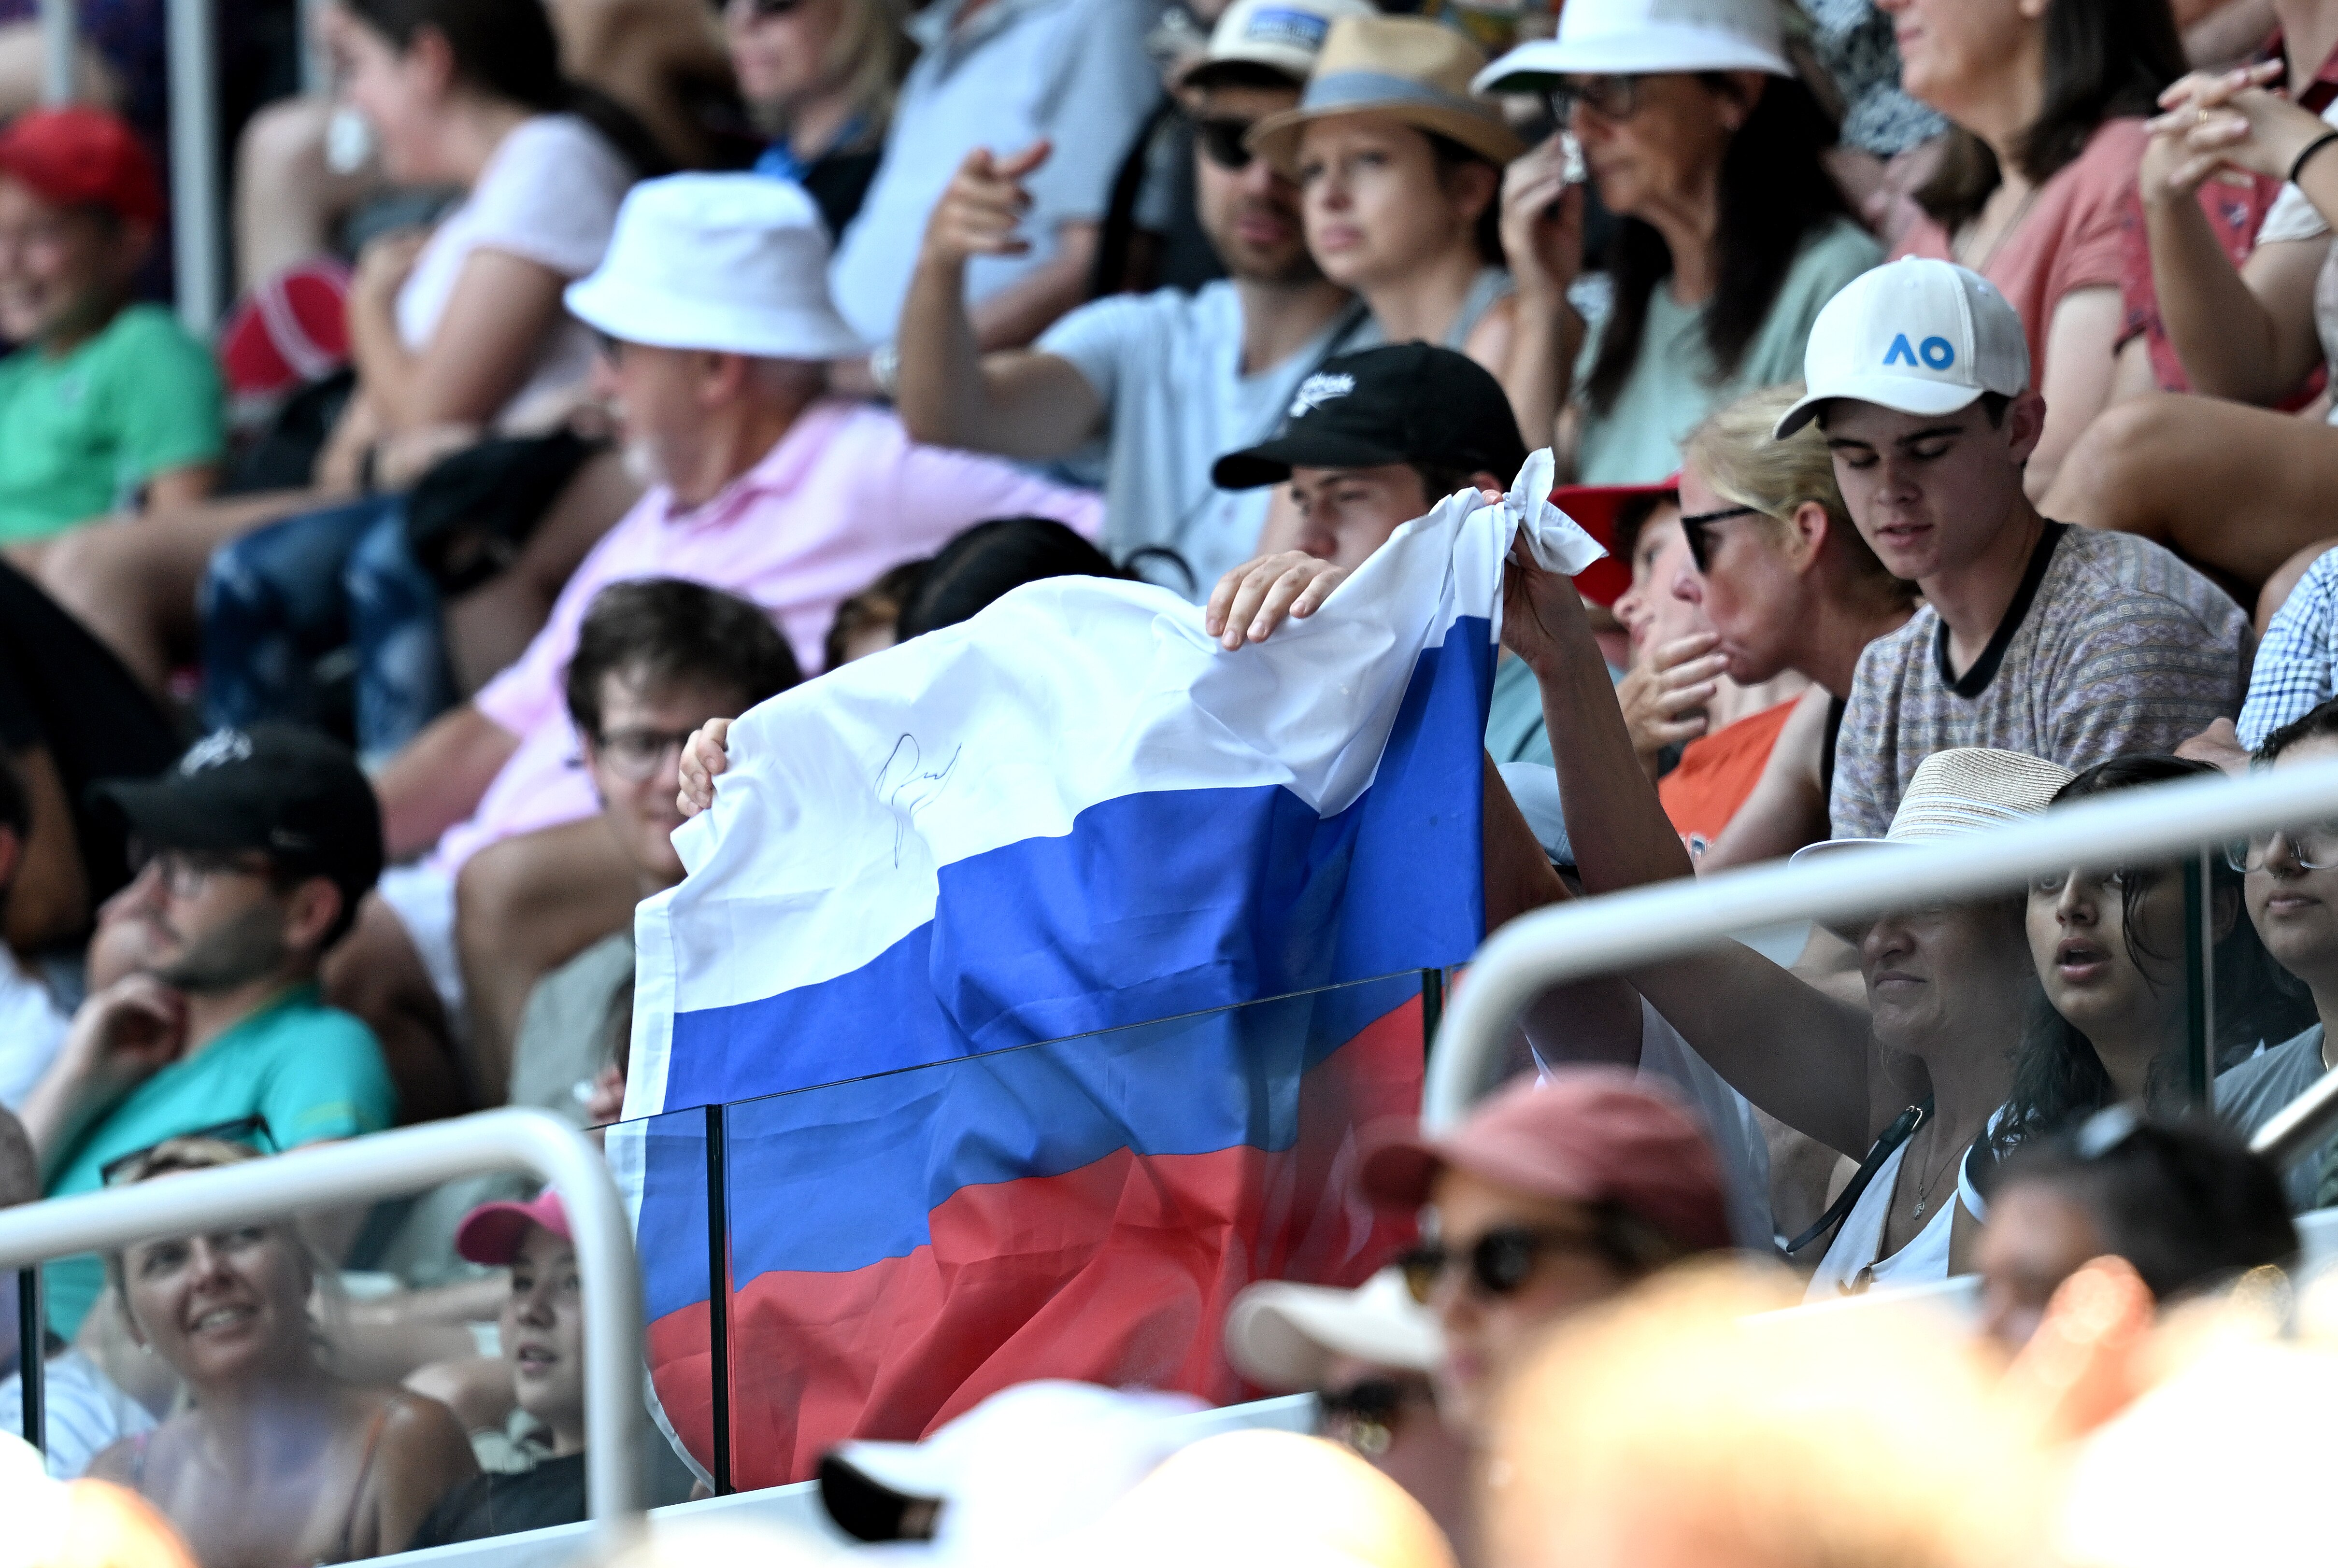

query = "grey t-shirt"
(1040, 281), (1376, 595)
(2218, 1023), (2334, 1212)
(1831, 523), (2250, 839)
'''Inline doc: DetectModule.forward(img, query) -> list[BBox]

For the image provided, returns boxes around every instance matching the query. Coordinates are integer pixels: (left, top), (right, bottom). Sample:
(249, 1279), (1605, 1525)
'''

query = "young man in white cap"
(892, 0), (1379, 593)
(1774, 258), (2250, 842)
(332, 174), (1100, 1116)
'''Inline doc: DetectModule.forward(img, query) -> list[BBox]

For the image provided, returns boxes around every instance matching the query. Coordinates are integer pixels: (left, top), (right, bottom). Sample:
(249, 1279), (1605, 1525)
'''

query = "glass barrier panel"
(672, 971), (1434, 1490)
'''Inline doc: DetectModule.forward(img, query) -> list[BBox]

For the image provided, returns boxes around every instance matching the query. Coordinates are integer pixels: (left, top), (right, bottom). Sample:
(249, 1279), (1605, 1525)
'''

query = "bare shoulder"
(1464, 292), (1520, 370)
(371, 1386), (477, 1456)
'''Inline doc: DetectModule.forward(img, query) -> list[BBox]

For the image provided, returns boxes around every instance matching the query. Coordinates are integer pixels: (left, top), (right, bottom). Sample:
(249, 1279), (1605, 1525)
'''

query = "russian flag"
(611, 454), (1602, 1487)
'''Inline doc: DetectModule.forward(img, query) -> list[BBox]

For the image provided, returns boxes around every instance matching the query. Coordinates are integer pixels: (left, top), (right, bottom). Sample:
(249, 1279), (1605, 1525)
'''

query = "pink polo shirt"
(429, 399), (1101, 874)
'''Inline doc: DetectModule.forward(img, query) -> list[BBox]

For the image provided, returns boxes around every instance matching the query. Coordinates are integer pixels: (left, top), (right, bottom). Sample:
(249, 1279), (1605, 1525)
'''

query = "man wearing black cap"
(1206, 342), (1559, 763)
(18, 725), (397, 1340)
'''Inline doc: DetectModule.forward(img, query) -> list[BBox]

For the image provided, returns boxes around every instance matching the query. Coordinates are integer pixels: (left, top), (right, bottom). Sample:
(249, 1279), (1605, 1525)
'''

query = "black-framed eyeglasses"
(1398, 1223), (1605, 1304)
(590, 725), (699, 783)
(100, 1115), (277, 1186)
(1192, 117), (1258, 172)
(2227, 822), (2338, 874)
(1680, 504), (1761, 573)
(1542, 73), (1645, 126)
(128, 841), (277, 902)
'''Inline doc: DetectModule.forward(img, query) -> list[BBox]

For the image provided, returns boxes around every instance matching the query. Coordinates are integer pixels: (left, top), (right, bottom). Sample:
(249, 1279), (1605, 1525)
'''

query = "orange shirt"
(1659, 700), (1797, 862)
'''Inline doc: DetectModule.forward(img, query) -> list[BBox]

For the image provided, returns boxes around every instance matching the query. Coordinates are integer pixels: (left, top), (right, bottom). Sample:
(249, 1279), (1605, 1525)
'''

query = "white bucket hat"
(1473, 0), (1792, 93)
(1223, 1267), (1442, 1392)
(1790, 747), (2075, 868)
(564, 173), (863, 361)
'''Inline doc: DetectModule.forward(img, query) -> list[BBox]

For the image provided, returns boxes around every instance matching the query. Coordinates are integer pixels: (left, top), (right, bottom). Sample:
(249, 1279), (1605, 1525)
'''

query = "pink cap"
(454, 1189), (571, 1266)
(1356, 1068), (1732, 1253)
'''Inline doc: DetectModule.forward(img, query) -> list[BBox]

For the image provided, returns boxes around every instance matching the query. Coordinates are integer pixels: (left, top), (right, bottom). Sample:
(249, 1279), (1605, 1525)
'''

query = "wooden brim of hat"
(1248, 97), (1527, 179)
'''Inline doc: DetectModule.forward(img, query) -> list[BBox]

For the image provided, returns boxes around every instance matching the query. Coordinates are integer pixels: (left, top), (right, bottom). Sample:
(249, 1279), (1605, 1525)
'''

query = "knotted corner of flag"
(1506, 449), (1608, 577)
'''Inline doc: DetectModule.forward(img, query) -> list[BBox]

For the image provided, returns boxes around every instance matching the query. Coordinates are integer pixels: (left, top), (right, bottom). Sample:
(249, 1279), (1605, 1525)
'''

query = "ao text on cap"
(1773, 258), (2030, 438)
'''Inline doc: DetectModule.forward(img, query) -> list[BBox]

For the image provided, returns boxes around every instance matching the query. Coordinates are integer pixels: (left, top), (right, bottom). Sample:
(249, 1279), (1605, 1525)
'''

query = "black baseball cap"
(93, 725), (384, 908)
(1212, 341), (1528, 489)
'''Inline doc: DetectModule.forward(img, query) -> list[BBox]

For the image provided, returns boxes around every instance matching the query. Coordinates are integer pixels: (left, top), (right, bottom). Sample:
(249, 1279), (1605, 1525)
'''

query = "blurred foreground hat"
(0, 106), (162, 227)
(1184, 0), (1376, 89)
(1248, 15), (1524, 176)
(1474, 0), (1792, 91)
(455, 1189), (571, 1267)
(93, 726), (383, 912)
(1225, 1267), (1440, 1392)
(566, 174), (862, 361)
(1775, 258), (2030, 438)
(1359, 1068), (1733, 1253)
(1790, 747), (2073, 867)
(1040, 1429), (1455, 1568)
(1213, 342), (1526, 489)
(1548, 475), (1677, 608)
(818, 1381), (1205, 1554)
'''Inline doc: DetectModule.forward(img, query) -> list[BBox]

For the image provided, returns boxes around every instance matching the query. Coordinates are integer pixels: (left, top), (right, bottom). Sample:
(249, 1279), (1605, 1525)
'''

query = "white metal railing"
(0, 1110), (644, 1526)
(1426, 756), (2338, 1133)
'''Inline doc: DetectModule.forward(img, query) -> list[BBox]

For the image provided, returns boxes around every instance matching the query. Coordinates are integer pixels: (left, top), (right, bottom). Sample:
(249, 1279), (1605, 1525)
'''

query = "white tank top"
(1803, 1138), (1955, 1300)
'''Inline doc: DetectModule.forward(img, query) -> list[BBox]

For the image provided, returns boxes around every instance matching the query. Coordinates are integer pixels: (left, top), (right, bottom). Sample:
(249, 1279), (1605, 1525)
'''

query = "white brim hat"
(1224, 1268), (1442, 1393)
(1474, 7), (1790, 94)
(563, 173), (864, 362)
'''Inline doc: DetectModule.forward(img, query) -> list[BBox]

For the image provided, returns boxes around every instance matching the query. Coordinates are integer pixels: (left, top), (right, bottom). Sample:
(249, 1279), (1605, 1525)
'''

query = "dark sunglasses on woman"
(1680, 503), (1761, 573)
(1398, 1223), (1605, 1304)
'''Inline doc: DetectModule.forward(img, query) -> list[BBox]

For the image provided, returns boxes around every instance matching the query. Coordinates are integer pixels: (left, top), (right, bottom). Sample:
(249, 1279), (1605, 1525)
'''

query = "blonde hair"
(1486, 1263), (2055, 1568)
(765, 0), (908, 152)
(103, 1138), (338, 1355)
(1682, 383), (1914, 607)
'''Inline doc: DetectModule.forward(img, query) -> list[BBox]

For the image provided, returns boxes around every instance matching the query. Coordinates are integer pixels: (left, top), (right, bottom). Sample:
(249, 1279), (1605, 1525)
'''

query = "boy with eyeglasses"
(1352, 1068), (1730, 1441)
(17, 726), (395, 1341)
(461, 578), (799, 1115)
(893, 0), (1379, 595)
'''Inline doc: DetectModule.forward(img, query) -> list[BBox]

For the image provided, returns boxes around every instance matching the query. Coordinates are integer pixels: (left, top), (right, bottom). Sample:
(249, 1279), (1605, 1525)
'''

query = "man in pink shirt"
(326, 174), (1100, 1118)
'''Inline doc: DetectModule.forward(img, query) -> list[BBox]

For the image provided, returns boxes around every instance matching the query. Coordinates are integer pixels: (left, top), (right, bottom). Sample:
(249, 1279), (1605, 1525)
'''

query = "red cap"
(0, 107), (163, 227)
(454, 1189), (571, 1266)
(1356, 1068), (1733, 1253)
(1549, 477), (1680, 608)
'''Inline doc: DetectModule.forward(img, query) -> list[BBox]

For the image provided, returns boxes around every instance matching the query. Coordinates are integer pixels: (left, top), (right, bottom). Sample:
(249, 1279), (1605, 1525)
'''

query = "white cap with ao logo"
(1772, 257), (2031, 438)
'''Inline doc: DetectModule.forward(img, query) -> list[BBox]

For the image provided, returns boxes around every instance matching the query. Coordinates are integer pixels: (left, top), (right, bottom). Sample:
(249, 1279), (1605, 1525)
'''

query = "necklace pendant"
(1913, 1198), (1927, 1218)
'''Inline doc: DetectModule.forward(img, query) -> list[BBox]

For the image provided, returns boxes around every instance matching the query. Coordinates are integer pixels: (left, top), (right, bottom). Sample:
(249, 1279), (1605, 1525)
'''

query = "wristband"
(2290, 129), (2338, 186)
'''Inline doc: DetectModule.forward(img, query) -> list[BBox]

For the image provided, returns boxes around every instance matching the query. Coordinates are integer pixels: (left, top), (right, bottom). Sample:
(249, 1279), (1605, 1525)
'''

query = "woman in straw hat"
(1247, 16), (1537, 414)
(1499, 543), (2060, 1297)
(1472, 0), (1882, 481)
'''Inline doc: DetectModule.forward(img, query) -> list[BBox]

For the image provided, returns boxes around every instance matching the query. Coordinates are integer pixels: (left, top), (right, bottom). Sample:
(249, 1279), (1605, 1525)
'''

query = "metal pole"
(1426, 759), (2338, 1130)
(16, 1268), (42, 1455)
(2183, 855), (2210, 1105)
(37, 0), (74, 105)
(1419, 968), (1445, 1063)
(702, 1102), (732, 1497)
(166, 0), (222, 334)
(0, 1111), (643, 1526)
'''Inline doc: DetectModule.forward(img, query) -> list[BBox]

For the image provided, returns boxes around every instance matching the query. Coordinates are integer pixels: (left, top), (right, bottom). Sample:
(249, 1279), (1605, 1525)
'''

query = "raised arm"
(1503, 546), (1879, 1154)
(1477, 136), (1588, 452)
(896, 144), (1107, 458)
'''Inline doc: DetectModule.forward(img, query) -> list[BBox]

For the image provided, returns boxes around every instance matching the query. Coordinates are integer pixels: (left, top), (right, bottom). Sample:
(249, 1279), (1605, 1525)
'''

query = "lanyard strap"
(1783, 1095), (1934, 1257)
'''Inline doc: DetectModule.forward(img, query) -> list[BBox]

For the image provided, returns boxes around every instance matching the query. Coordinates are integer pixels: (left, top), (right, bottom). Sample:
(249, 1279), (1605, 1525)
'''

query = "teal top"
(42, 985), (396, 1337)
(1572, 217), (1883, 485)
(0, 302), (224, 544)
(1486, 651), (1555, 767)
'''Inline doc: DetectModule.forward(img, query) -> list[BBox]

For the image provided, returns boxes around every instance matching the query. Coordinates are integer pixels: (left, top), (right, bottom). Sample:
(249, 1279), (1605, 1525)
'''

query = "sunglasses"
(1679, 503), (1761, 573)
(1193, 117), (1258, 172)
(100, 1115), (277, 1186)
(1397, 1223), (1604, 1304)
(1543, 73), (1646, 125)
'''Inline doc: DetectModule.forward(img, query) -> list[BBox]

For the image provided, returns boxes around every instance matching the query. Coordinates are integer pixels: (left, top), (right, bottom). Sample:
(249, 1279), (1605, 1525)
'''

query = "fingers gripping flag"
(610, 453), (1603, 1485)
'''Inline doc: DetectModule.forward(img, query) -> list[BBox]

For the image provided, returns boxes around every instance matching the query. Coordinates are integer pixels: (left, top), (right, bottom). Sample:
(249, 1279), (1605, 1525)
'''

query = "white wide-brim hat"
(1790, 747), (2075, 869)
(565, 172), (863, 362)
(1474, 0), (1791, 91)
(1224, 1268), (1442, 1393)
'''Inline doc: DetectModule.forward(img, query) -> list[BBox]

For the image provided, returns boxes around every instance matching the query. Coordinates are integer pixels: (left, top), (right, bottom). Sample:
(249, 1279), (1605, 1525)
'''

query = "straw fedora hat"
(1248, 15), (1526, 178)
(1790, 747), (2074, 868)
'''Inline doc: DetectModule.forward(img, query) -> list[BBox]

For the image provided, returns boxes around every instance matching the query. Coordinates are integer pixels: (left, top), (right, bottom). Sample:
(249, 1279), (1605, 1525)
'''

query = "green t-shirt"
(1572, 217), (1883, 485)
(0, 302), (224, 545)
(41, 985), (397, 1337)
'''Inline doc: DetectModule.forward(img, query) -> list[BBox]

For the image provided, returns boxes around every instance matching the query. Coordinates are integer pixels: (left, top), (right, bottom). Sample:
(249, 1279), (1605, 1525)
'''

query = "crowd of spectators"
(13, 0), (2338, 1559)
